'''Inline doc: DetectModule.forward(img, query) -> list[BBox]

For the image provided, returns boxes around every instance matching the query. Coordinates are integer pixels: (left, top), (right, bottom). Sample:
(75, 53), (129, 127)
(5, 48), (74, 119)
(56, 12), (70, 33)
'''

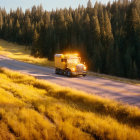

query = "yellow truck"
(55, 54), (87, 77)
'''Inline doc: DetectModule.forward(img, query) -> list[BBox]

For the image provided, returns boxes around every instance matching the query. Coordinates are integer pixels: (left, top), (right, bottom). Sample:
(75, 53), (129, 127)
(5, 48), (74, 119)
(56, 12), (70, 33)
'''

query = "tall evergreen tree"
(104, 10), (114, 43)
(0, 11), (3, 30)
(87, 0), (92, 8)
(0, 0), (139, 79)
(32, 29), (39, 56)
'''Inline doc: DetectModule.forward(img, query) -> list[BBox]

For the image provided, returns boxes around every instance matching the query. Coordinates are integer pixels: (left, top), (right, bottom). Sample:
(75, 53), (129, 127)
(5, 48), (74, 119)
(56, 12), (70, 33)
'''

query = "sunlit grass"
(0, 39), (54, 67)
(0, 67), (140, 140)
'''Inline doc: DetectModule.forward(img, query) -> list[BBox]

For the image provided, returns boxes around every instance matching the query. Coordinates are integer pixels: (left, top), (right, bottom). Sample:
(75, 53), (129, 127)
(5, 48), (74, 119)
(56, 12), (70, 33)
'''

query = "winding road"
(0, 55), (140, 107)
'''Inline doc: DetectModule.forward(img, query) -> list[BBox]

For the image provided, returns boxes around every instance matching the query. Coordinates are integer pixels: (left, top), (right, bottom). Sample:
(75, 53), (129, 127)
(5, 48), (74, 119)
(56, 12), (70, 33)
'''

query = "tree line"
(0, 0), (140, 79)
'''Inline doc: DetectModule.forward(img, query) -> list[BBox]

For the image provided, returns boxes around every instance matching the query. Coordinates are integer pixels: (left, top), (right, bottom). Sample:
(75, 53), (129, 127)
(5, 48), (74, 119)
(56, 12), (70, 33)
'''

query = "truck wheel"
(67, 70), (72, 77)
(55, 69), (59, 74)
(64, 71), (67, 75)
(59, 69), (63, 75)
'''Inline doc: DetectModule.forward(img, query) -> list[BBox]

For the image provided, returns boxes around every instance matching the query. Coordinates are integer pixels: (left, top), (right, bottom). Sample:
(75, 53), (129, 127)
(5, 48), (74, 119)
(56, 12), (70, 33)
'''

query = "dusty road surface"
(0, 55), (140, 107)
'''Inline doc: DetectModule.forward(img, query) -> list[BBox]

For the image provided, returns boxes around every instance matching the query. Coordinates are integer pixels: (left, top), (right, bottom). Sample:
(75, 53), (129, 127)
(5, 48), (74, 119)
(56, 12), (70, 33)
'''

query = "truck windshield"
(67, 57), (80, 64)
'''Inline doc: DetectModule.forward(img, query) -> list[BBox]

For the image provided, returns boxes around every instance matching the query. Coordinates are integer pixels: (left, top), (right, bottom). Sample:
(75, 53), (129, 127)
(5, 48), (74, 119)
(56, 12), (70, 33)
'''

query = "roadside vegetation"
(0, 39), (140, 85)
(0, 39), (54, 67)
(0, 67), (140, 140)
(88, 71), (140, 86)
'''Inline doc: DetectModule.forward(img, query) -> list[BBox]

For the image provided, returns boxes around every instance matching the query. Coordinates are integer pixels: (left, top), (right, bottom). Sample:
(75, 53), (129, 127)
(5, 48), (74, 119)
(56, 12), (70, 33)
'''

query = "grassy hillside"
(0, 39), (54, 67)
(0, 67), (140, 140)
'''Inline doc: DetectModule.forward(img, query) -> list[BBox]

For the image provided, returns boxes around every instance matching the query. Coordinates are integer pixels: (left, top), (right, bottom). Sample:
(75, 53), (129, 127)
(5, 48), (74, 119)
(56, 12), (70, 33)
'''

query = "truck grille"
(76, 64), (84, 72)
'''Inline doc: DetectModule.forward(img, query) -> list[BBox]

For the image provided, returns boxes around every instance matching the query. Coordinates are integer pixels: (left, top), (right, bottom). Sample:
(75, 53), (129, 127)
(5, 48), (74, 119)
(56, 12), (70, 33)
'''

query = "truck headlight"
(84, 66), (87, 71)
(72, 68), (76, 72)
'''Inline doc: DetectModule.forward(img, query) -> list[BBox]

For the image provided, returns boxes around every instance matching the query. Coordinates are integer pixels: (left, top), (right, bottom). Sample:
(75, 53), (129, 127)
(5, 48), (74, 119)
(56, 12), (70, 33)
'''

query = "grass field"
(0, 67), (140, 140)
(0, 39), (54, 67)
(0, 39), (139, 85)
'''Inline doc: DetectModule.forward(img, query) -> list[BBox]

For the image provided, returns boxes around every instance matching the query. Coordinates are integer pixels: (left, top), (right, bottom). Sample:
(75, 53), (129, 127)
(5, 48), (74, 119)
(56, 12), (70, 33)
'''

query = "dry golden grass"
(0, 67), (140, 140)
(0, 39), (54, 67)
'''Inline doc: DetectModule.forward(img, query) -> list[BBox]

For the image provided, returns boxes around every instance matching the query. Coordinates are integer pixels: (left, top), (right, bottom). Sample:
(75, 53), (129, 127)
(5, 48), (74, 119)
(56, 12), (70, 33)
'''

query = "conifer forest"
(0, 0), (140, 79)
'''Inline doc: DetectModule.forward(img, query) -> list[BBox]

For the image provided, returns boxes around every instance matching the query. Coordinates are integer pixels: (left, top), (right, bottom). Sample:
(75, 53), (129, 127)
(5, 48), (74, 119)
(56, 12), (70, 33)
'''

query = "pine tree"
(99, 11), (105, 43)
(24, 16), (32, 44)
(130, 8), (139, 32)
(87, 0), (92, 8)
(15, 19), (20, 42)
(84, 14), (90, 27)
(8, 19), (13, 41)
(32, 29), (39, 57)
(57, 11), (66, 29)
(126, 5), (140, 42)
(65, 13), (73, 26)
(92, 16), (100, 40)
(104, 10), (114, 42)
(25, 16), (31, 29)
(43, 12), (50, 27)
(0, 11), (3, 30)
(16, 19), (20, 29)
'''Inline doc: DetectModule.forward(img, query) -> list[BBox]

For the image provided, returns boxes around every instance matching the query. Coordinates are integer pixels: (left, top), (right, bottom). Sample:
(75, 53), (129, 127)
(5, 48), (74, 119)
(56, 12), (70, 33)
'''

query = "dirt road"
(0, 55), (140, 107)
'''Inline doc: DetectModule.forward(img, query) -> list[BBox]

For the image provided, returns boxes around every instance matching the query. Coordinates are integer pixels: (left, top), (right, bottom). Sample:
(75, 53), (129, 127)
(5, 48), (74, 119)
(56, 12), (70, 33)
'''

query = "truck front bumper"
(71, 71), (87, 76)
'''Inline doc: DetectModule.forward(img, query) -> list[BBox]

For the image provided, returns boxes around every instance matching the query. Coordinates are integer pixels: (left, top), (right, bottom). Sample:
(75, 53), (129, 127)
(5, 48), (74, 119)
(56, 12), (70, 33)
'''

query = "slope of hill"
(0, 39), (54, 67)
(0, 68), (140, 140)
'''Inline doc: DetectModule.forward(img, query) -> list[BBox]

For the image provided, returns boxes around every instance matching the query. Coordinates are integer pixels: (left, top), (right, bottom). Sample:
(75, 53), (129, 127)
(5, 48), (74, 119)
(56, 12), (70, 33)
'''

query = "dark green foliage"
(0, 0), (139, 79)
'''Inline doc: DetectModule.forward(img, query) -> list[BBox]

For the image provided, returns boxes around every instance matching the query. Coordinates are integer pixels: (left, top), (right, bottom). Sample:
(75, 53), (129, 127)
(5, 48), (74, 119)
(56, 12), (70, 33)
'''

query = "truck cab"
(55, 54), (87, 77)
